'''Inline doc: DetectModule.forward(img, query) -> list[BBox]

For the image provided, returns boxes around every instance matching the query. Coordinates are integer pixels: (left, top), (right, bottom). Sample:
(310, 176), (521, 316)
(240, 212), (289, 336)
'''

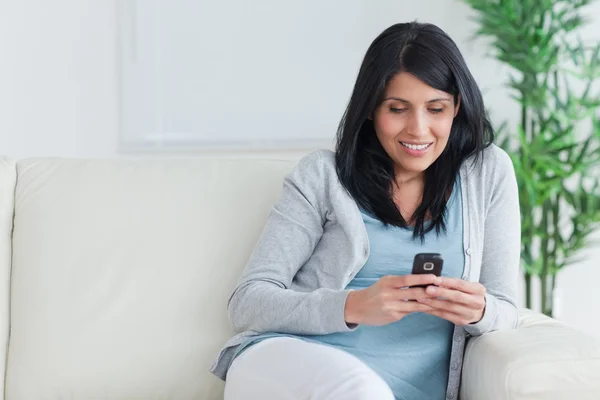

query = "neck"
(394, 168), (424, 188)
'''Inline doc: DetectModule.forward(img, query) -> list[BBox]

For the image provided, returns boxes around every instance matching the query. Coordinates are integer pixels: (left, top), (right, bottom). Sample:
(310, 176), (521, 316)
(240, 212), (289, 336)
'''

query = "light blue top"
(234, 175), (464, 400)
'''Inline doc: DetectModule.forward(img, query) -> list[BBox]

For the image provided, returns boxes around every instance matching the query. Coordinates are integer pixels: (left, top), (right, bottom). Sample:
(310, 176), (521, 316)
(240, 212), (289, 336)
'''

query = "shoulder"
(290, 149), (337, 183)
(295, 149), (336, 168)
(462, 144), (518, 211)
(484, 144), (514, 170)
(464, 144), (516, 183)
(287, 149), (355, 212)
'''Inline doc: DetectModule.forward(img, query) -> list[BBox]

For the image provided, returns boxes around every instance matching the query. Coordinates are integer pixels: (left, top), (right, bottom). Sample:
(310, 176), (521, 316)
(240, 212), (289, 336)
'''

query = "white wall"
(0, 0), (118, 159)
(1, 0), (599, 338)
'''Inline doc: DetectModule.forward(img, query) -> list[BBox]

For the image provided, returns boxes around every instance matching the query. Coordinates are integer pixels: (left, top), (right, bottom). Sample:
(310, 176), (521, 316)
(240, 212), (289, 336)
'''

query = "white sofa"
(0, 155), (598, 399)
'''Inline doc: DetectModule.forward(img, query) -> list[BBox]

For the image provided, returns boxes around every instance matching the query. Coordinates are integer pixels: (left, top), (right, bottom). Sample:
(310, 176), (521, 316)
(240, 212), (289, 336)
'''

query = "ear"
(454, 94), (461, 118)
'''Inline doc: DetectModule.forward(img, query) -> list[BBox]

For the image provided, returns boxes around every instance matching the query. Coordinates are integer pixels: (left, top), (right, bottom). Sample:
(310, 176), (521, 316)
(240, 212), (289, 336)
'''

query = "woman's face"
(373, 72), (459, 179)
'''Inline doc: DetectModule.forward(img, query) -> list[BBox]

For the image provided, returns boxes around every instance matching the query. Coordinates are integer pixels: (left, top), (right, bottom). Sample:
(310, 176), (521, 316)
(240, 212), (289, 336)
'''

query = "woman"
(210, 21), (520, 399)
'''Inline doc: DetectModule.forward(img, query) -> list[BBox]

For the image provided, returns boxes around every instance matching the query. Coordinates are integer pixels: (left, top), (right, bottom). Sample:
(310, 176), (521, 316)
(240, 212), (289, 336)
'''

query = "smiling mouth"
(399, 142), (432, 150)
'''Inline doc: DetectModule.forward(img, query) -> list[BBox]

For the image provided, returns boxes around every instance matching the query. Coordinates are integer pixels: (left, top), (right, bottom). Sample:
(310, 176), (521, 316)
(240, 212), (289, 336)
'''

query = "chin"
(396, 158), (433, 174)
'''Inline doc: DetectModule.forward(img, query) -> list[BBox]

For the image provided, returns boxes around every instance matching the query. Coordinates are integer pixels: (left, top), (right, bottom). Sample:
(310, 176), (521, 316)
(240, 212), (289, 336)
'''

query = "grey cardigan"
(211, 145), (520, 399)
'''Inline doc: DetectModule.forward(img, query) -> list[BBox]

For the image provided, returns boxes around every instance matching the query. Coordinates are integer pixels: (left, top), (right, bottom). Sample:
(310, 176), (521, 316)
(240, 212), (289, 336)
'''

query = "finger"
(395, 300), (435, 313)
(438, 278), (486, 295)
(420, 300), (484, 325)
(416, 297), (474, 315)
(384, 274), (441, 289)
(424, 286), (484, 309)
(394, 287), (433, 301)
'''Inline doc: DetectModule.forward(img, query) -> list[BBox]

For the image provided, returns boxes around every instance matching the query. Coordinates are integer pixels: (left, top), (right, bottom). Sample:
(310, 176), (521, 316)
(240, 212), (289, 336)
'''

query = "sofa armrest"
(460, 309), (600, 400)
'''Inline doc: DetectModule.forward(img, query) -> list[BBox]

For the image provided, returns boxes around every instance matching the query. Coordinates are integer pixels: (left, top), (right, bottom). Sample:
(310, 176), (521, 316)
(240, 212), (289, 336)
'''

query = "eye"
(390, 107), (407, 113)
(429, 108), (444, 114)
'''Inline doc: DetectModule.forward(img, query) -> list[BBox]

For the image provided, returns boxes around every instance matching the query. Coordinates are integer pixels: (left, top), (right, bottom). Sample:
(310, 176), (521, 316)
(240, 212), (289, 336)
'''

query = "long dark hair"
(335, 21), (494, 241)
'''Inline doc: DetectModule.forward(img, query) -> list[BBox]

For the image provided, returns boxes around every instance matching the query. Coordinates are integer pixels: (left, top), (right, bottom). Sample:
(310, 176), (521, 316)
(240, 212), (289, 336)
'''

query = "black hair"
(335, 21), (494, 241)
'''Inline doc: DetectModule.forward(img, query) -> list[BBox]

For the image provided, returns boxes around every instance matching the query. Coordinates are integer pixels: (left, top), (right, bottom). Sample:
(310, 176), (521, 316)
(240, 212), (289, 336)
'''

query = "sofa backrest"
(0, 158), (16, 400)
(6, 156), (296, 399)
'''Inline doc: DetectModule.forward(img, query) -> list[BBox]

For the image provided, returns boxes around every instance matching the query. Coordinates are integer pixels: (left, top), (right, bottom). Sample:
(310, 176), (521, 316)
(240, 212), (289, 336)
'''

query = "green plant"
(462, 0), (600, 316)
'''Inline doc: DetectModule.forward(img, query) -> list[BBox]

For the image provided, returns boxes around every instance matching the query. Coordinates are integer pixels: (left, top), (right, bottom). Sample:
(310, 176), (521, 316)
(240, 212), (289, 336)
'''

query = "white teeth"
(400, 142), (431, 150)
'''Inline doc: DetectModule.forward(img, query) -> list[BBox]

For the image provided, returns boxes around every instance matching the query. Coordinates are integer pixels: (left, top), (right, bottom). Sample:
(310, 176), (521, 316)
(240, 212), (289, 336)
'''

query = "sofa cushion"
(6, 157), (294, 399)
(0, 158), (16, 400)
(461, 308), (600, 399)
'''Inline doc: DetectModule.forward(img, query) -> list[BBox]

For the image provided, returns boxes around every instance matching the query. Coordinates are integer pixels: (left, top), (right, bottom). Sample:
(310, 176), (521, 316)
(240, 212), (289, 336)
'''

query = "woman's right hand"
(344, 274), (441, 326)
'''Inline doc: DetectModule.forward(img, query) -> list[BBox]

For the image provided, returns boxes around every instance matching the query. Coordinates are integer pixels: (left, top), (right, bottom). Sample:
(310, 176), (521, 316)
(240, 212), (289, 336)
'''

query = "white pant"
(224, 337), (395, 400)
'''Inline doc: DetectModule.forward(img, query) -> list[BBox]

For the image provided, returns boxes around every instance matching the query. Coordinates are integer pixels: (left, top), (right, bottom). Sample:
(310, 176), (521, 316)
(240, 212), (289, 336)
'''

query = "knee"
(352, 379), (395, 400)
(331, 371), (395, 400)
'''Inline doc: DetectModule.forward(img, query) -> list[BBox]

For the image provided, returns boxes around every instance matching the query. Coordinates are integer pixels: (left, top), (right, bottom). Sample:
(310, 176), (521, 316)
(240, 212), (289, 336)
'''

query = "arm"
(227, 151), (356, 335)
(464, 148), (521, 335)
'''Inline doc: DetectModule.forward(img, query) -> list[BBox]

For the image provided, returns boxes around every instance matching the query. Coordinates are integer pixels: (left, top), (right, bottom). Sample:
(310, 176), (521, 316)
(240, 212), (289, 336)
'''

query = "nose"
(406, 110), (428, 137)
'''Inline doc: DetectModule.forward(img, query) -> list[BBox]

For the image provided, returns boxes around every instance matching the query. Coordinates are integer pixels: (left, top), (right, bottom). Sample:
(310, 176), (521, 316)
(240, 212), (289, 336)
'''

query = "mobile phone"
(411, 253), (443, 288)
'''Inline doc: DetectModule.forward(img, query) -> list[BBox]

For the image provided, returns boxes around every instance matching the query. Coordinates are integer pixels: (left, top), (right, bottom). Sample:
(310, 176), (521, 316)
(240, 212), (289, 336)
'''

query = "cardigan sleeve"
(227, 150), (357, 335)
(465, 147), (521, 335)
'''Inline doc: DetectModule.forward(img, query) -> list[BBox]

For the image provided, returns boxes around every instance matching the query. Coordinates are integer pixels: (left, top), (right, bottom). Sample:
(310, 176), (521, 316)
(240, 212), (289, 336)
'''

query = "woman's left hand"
(417, 277), (486, 326)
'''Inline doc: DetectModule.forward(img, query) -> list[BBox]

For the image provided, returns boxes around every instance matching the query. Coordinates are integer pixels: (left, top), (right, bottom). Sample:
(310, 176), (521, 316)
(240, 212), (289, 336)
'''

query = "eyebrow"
(384, 96), (452, 103)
